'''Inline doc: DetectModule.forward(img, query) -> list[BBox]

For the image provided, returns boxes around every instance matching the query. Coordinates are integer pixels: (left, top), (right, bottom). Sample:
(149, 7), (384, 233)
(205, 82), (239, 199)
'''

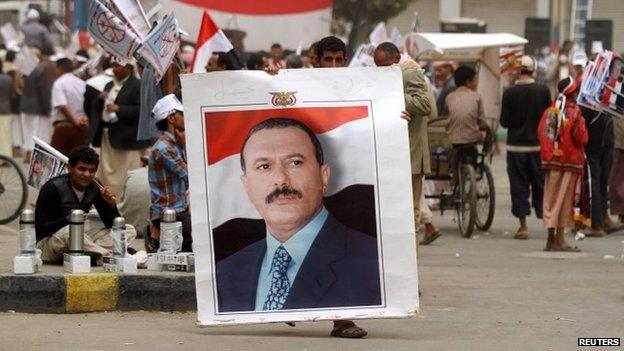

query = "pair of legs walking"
(507, 151), (544, 239)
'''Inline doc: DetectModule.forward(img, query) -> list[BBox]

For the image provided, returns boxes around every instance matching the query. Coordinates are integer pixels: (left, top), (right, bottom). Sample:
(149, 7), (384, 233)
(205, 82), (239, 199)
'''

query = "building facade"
(387, 0), (624, 54)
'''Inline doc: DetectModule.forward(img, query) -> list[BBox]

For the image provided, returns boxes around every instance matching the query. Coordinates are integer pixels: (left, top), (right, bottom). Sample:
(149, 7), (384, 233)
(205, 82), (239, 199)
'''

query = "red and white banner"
(191, 12), (234, 73)
(160, 0), (332, 51)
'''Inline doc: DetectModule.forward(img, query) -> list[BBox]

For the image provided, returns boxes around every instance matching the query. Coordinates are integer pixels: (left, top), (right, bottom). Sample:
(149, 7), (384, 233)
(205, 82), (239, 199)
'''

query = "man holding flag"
(192, 12), (241, 73)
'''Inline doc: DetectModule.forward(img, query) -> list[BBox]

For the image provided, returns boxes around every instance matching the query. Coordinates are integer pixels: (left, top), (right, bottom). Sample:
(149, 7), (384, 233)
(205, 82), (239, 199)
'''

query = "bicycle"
(0, 155), (28, 224)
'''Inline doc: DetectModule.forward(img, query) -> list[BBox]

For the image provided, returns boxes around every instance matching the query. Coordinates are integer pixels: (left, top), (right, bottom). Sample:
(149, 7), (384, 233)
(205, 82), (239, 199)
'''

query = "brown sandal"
(550, 245), (581, 252)
(330, 324), (368, 338)
(419, 231), (441, 245)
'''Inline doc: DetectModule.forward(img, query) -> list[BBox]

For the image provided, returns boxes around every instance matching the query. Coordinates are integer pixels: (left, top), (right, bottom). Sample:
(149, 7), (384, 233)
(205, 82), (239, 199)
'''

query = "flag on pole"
(191, 11), (235, 73)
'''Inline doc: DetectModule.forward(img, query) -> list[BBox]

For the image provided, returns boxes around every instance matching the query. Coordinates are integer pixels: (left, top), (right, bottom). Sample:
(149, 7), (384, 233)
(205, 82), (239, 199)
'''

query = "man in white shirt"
(50, 57), (88, 155)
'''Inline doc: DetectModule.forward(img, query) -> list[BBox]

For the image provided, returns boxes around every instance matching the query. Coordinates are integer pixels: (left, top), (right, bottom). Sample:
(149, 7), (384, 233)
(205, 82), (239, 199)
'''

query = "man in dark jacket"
(500, 55), (551, 239)
(581, 107), (617, 236)
(91, 61), (148, 197)
(35, 146), (136, 264)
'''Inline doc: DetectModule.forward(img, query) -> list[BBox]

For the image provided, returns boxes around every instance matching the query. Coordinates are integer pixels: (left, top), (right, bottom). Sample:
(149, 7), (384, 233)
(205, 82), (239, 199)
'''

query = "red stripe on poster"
(205, 106), (369, 165)
(174, 0), (332, 15)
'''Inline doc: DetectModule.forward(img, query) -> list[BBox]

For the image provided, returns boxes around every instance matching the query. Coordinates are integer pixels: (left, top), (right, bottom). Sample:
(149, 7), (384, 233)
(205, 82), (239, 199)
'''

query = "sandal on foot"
(419, 231), (441, 246)
(584, 231), (604, 237)
(514, 232), (529, 240)
(550, 245), (581, 252)
(330, 325), (368, 338)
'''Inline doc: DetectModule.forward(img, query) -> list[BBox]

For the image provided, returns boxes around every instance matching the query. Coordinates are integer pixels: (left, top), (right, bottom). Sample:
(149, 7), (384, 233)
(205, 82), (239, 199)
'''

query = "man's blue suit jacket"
(216, 214), (382, 312)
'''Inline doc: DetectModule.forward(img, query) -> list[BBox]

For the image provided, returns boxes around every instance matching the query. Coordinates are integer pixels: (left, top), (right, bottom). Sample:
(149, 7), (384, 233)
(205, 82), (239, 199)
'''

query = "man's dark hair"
(315, 36), (346, 60)
(68, 146), (99, 167)
(56, 57), (73, 72)
(454, 65), (477, 87)
(5, 50), (16, 63)
(76, 49), (89, 60)
(285, 54), (303, 69)
(375, 42), (400, 56)
(246, 53), (264, 70)
(308, 42), (318, 56)
(271, 43), (282, 50)
(40, 44), (55, 57)
(240, 118), (324, 172)
(215, 52), (237, 70)
(156, 118), (169, 131)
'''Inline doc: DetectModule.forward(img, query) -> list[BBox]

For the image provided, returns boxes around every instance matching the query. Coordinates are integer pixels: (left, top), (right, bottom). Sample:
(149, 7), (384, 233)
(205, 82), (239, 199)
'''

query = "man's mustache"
(266, 186), (303, 204)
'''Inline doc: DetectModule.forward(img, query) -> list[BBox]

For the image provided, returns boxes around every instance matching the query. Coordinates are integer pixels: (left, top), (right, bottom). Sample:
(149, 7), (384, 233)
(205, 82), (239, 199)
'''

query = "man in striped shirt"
(148, 94), (191, 252)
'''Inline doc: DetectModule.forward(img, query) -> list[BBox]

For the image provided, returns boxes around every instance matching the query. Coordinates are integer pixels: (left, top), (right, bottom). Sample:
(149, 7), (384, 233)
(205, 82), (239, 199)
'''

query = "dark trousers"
(587, 148), (613, 228)
(178, 210), (193, 252)
(451, 143), (478, 185)
(506, 151), (544, 219)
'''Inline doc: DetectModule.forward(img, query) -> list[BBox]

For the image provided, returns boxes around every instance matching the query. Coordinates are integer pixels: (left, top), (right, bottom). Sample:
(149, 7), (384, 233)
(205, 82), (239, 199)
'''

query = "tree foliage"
(332, 0), (415, 53)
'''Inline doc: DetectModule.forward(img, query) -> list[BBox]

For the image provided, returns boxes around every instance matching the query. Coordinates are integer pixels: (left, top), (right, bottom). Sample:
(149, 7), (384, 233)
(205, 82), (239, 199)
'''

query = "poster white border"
(181, 67), (419, 326)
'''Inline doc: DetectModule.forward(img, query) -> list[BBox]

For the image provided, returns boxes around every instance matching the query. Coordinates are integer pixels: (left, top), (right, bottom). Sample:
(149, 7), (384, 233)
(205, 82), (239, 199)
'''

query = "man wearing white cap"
(500, 55), (551, 240)
(147, 94), (191, 252)
(21, 8), (53, 52)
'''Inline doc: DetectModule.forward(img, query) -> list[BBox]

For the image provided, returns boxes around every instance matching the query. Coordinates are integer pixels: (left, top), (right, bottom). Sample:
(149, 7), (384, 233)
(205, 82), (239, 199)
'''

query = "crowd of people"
(1, 8), (623, 338)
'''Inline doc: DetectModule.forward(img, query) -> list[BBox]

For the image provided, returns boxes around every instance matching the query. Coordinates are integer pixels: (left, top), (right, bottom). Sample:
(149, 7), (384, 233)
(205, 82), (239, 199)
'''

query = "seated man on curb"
(147, 94), (191, 252)
(35, 146), (137, 265)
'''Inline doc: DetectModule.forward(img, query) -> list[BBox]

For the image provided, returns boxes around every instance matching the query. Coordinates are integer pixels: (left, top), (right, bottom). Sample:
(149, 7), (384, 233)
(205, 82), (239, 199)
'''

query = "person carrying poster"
(186, 35), (419, 338)
(264, 36), (372, 338)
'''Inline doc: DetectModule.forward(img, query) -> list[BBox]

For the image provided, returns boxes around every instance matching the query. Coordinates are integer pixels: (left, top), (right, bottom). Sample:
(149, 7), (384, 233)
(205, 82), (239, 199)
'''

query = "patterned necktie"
(262, 245), (292, 310)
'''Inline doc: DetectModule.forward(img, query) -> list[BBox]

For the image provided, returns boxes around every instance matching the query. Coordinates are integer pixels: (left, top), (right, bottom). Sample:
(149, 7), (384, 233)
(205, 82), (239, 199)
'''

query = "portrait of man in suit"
(216, 117), (382, 313)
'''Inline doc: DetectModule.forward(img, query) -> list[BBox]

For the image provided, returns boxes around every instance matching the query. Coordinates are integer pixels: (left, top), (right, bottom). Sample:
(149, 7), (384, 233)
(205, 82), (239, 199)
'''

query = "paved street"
(1, 150), (623, 351)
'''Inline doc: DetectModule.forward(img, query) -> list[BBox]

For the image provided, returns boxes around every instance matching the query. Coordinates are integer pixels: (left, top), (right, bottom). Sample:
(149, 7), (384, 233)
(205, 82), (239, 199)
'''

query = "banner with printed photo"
(181, 67), (419, 326)
(27, 137), (68, 189)
(136, 13), (181, 81)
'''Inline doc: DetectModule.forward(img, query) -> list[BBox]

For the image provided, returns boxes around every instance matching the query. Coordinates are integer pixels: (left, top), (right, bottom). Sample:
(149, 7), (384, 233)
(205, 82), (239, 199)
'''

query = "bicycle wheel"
(457, 164), (477, 238)
(0, 155), (28, 224)
(475, 164), (496, 231)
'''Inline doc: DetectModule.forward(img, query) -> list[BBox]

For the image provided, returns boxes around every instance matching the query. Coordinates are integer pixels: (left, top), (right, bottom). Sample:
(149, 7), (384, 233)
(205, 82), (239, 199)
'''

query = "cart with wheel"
(424, 118), (495, 238)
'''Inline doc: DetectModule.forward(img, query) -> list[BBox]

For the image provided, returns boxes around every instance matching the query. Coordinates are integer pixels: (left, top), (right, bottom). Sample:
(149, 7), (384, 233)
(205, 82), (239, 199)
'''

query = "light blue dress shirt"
(254, 207), (329, 310)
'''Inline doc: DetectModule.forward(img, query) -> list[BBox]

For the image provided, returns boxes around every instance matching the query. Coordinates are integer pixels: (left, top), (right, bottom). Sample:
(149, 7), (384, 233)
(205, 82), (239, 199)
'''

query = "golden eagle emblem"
(270, 91), (298, 107)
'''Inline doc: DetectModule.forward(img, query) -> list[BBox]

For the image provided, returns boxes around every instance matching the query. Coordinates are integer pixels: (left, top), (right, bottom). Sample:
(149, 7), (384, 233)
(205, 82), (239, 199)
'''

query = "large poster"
(181, 67), (419, 326)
